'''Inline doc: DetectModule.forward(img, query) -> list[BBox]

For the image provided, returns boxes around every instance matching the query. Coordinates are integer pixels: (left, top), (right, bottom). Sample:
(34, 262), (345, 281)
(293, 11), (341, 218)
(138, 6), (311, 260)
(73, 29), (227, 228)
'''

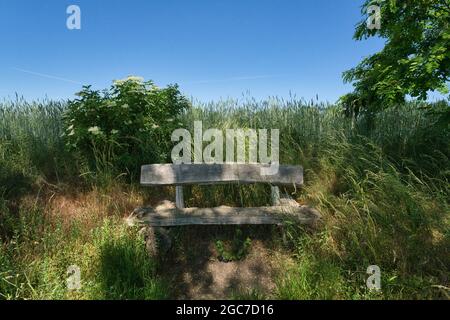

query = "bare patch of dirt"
(149, 221), (287, 299)
(173, 241), (279, 299)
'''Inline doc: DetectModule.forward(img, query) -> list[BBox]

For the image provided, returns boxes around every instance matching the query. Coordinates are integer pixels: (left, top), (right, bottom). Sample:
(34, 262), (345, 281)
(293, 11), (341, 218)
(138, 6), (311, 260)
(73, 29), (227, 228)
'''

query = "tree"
(341, 0), (450, 114)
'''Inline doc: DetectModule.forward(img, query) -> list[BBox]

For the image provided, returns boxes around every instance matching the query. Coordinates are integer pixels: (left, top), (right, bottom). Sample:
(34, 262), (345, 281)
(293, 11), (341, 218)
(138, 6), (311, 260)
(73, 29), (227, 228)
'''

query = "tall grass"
(184, 97), (450, 299)
(0, 96), (449, 299)
(0, 97), (74, 198)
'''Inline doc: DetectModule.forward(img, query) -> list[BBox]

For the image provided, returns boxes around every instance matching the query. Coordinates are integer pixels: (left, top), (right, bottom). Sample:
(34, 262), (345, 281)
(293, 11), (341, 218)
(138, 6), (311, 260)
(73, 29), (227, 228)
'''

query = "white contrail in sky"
(12, 68), (282, 86)
(12, 67), (83, 85)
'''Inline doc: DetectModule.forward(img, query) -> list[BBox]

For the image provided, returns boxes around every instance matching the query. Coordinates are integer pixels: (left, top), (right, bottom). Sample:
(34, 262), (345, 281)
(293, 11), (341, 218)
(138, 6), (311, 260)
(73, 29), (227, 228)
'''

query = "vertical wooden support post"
(175, 185), (184, 209)
(271, 186), (280, 206)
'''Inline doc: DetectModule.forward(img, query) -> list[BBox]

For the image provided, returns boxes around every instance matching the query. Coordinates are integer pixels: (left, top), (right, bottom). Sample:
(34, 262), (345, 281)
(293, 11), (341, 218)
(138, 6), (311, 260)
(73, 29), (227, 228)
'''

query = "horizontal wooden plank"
(127, 205), (320, 227)
(141, 164), (303, 186)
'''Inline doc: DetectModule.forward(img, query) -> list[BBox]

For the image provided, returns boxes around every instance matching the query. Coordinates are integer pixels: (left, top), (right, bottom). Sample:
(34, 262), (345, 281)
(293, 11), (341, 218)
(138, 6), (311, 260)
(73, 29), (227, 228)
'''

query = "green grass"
(276, 140), (449, 299)
(0, 202), (169, 300)
(0, 96), (449, 299)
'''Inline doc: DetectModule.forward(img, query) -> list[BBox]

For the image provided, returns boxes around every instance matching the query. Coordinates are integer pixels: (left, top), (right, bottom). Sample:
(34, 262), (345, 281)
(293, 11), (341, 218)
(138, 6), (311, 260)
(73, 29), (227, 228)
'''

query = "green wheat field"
(0, 96), (449, 300)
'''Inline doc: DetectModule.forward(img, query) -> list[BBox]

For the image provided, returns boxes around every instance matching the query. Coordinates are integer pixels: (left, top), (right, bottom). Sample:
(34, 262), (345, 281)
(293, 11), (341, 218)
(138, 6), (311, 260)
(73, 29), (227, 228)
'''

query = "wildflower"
(126, 76), (144, 82)
(88, 126), (101, 135)
(114, 76), (143, 85)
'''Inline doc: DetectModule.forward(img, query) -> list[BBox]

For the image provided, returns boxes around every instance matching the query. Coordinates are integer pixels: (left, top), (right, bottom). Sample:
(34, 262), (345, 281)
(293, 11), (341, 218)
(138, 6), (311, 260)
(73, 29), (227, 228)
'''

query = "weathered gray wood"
(141, 164), (303, 186)
(278, 198), (300, 207)
(271, 186), (280, 206)
(175, 186), (184, 209)
(128, 205), (321, 227)
(142, 226), (172, 258)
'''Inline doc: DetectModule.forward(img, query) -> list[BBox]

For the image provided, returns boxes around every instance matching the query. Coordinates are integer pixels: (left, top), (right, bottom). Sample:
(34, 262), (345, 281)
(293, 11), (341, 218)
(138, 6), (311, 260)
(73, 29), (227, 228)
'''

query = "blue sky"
(0, 0), (386, 103)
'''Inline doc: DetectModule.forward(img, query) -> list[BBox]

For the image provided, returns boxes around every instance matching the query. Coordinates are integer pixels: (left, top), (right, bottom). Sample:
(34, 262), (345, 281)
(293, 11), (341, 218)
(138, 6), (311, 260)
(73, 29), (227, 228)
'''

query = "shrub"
(63, 76), (190, 178)
(215, 229), (252, 262)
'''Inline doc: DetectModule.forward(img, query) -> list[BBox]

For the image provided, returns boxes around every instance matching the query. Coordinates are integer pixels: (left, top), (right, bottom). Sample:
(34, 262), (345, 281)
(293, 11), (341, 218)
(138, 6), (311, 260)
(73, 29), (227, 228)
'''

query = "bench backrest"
(141, 163), (303, 186)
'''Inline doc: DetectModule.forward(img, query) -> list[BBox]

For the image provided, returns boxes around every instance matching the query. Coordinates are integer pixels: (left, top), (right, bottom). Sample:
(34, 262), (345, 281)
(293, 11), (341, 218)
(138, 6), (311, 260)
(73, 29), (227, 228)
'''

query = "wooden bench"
(128, 163), (321, 227)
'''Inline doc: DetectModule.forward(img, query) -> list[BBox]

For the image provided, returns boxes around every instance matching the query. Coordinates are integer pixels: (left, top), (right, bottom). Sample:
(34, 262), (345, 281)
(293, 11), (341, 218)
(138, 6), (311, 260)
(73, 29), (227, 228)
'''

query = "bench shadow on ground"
(138, 185), (284, 299)
(162, 224), (281, 299)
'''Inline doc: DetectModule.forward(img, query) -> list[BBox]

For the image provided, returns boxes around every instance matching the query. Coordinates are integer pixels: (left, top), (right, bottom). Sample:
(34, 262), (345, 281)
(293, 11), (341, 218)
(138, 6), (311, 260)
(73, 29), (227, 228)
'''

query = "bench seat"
(128, 204), (321, 227)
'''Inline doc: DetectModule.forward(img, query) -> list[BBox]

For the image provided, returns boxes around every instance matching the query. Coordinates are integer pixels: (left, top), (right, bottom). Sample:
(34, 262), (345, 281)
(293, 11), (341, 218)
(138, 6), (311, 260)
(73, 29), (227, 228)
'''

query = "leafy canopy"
(342, 0), (450, 112)
(64, 76), (190, 175)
